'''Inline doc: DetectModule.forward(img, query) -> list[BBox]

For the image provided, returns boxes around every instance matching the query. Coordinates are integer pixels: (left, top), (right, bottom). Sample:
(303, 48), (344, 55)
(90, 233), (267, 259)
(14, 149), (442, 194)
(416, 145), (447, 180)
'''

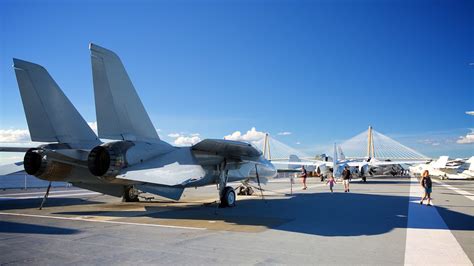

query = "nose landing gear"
(216, 160), (236, 208)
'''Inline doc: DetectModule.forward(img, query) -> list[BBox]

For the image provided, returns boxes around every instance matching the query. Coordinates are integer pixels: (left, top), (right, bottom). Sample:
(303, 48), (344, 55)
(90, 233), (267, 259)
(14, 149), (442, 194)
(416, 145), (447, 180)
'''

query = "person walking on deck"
(420, 170), (433, 206)
(326, 170), (336, 193)
(301, 166), (308, 190)
(342, 166), (351, 192)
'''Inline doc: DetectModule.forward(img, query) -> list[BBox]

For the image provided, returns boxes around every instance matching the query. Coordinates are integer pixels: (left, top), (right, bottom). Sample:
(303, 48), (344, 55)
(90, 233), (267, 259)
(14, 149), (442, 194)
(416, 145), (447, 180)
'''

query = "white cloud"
(0, 129), (30, 143)
(174, 135), (201, 146)
(168, 133), (181, 138)
(419, 138), (445, 146)
(296, 141), (301, 145)
(224, 127), (266, 142)
(277, 131), (292, 136)
(166, 132), (201, 146)
(457, 129), (474, 144)
(88, 121), (98, 134)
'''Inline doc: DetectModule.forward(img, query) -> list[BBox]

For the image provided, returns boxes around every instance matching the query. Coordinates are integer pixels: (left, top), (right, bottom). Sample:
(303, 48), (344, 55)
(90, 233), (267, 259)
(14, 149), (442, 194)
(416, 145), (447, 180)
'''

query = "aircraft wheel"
(220, 186), (236, 207)
(123, 186), (140, 202)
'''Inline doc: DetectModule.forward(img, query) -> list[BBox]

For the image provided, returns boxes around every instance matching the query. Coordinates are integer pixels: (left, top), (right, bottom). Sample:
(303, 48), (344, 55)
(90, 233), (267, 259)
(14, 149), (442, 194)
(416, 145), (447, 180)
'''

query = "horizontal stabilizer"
(0, 147), (31, 152)
(13, 59), (99, 148)
(0, 162), (25, 176)
(137, 184), (184, 201)
(90, 43), (159, 142)
(117, 148), (206, 186)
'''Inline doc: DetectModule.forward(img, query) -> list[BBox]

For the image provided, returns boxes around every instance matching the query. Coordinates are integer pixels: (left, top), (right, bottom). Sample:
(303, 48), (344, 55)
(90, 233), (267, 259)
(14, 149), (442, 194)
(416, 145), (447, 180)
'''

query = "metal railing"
(0, 174), (69, 190)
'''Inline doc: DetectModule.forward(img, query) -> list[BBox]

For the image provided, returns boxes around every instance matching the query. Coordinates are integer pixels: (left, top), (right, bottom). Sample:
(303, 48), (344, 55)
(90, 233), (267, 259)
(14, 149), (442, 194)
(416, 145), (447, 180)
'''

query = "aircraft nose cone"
(271, 165), (277, 177)
(266, 161), (278, 179)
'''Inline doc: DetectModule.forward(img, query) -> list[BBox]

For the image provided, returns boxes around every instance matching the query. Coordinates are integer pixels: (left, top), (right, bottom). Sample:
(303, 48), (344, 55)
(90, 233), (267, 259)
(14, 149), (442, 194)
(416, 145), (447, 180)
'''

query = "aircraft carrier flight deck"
(0, 176), (472, 265)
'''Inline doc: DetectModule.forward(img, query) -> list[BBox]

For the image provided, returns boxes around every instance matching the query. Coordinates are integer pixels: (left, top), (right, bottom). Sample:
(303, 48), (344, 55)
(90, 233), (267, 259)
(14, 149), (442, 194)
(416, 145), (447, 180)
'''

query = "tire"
(220, 186), (236, 207)
(123, 186), (140, 202)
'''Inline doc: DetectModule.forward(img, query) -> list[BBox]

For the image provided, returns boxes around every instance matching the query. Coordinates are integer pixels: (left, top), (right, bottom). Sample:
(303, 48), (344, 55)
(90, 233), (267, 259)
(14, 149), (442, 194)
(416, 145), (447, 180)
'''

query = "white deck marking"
(0, 192), (100, 200)
(272, 183), (326, 194)
(433, 179), (474, 201)
(404, 178), (472, 265)
(0, 190), (87, 197)
(0, 212), (206, 231)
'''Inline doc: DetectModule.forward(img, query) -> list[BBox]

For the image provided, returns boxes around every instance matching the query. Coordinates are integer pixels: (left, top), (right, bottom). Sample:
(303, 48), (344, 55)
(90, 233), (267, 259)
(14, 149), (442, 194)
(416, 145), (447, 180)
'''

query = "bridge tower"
(366, 126), (375, 158)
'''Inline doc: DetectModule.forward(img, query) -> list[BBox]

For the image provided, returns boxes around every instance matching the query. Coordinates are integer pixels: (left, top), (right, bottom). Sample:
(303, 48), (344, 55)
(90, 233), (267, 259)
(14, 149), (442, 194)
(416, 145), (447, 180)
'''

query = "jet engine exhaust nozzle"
(24, 148), (47, 176)
(88, 146), (111, 176)
(87, 141), (134, 178)
(23, 148), (72, 181)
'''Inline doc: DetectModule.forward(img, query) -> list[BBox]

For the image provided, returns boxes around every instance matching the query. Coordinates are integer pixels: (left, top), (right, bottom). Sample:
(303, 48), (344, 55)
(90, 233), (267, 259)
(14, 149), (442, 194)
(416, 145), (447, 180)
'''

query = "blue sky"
(0, 0), (473, 160)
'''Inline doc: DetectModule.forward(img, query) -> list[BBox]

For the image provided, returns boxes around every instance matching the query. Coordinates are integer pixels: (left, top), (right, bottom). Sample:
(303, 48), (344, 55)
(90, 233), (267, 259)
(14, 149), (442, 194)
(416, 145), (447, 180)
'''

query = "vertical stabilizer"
(288, 154), (301, 170)
(89, 43), (159, 142)
(432, 156), (449, 169)
(13, 59), (99, 148)
(338, 145), (346, 161)
(467, 156), (474, 171)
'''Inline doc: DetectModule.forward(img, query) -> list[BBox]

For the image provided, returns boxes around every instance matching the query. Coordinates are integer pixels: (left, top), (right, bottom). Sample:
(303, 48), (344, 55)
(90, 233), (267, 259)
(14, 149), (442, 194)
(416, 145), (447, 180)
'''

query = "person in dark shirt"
(342, 166), (352, 192)
(420, 170), (433, 206)
(301, 166), (308, 190)
(360, 166), (367, 183)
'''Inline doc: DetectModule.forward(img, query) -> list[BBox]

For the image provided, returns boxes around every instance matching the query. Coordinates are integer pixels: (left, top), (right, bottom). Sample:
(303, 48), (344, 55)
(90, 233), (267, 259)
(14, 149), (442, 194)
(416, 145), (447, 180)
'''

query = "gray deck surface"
(0, 176), (472, 265)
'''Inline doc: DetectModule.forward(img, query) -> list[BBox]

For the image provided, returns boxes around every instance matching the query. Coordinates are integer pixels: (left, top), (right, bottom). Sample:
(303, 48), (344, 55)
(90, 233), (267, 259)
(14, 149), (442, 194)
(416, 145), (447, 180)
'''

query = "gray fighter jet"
(0, 44), (277, 207)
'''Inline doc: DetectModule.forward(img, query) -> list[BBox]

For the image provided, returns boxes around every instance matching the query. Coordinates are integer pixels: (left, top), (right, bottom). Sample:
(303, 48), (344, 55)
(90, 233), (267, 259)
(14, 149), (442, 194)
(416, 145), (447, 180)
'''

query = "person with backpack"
(342, 166), (352, 192)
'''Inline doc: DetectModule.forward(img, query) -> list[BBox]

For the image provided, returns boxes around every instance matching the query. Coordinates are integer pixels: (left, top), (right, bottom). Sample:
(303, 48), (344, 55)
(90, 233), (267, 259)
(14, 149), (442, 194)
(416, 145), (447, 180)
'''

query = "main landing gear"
(217, 160), (236, 208)
(220, 186), (236, 207)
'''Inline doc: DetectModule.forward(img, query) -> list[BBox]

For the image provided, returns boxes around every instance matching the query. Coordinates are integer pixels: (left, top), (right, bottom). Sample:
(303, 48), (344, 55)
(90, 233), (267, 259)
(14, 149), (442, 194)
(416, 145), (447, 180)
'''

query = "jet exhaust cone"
(24, 149), (44, 175)
(88, 146), (111, 176)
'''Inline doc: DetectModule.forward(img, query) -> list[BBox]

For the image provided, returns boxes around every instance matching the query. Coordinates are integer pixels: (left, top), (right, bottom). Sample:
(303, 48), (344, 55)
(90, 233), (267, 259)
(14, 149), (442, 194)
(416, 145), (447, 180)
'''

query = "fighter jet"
(0, 44), (277, 208)
(446, 157), (474, 180)
(409, 156), (472, 179)
(271, 143), (427, 179)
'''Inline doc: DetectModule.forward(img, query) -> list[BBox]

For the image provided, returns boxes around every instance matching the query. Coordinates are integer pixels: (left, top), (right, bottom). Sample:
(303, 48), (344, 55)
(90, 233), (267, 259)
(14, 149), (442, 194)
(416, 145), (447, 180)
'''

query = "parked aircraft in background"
(410, 156), (474, 180)
(271, 144), (427, 179)
(408, 156), (461, 179)
(0, 44), (277, 208)
(446, 157), (474, 180)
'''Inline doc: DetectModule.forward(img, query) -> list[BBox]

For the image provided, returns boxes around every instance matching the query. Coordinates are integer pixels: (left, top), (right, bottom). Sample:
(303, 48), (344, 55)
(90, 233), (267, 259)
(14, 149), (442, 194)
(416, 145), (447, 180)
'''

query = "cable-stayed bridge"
(259, 126), (428, 161)
(338, 126), (429, 160)
(257, 134), (312, 161)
